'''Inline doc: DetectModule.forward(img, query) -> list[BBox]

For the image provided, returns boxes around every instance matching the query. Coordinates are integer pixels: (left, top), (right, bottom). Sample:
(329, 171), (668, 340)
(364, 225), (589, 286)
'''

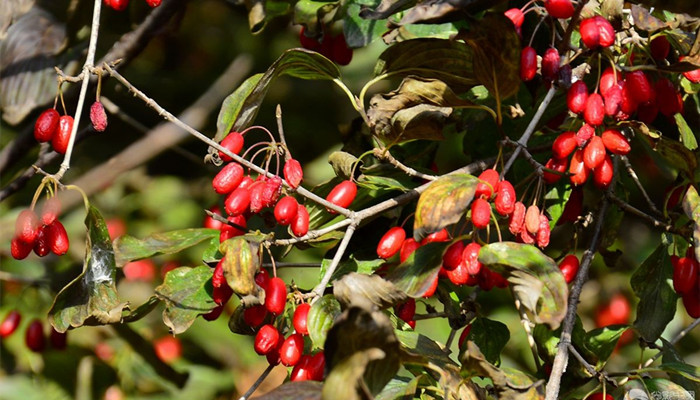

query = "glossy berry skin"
(569, 149), (589, 186)
(462, 242), (482, 276)
(567, 81), (588, 114)
(52, 115), (73, 154)
(395, 299), (416, 323)
(400, 238), (420, 263)
(593, 154), (614, 189)
(584, 93), (605, 126)
(552, 131), (577, 159)
(33, 225), (50, 257)
(494, 180), (516, 216)
(224, 187), (251, 216)
(90, 101), (108, 131)
(559, 255), (579, 283)
(446, 260), (474, 286)
(34, 109), (59, 142)
(105, 0), (129, 11)
(280, 333), (305, 366)
(377, 227), (406, 259)
(261, 176), (283, 209)
(580, 16), (614, 49)
(293, 303), (311, 335)
(475, 169), (499, 199)
(542, 157), (567, 184)
(504, 8), (524, 28)
(520, 47), (537, 81)
(603, 83), (623, 117)
(650, 36), (670, 61)
(265, 277), (287, 315)
(583, 136), (606, 170)
(422, 228), (449, 245)
(284, 159), (304, 189)
(596, 16), (615, 47)
(680, 57), (700, 83)
(219, 215), (247, 242)
(442, 241), (465, 271)
(290, 355), (312, 381)
(255, 269), (271, 290)
(15, 209), (39, 244)
(0, 310), (21, 338)
(243, 305), (267, 327)
(330, 34), (353, 66)
(599, 68), (619, 96)
(458, 324), (472, 348)
(291, 205), (310, 237)
(673, 257), (698, 295)
(11, 237), (32, 260)
(601, 129), (630, 155)
(25, 319), (45, 353)
(47, 220), (70, 256)
(50, 328), (67, 350)
(326, 180), (357, 213)
(423, 275), (438, 298)
(218, 131), (244, 162)
(541, 48), (560, 81)
(508, 201), (526, 234)
(524, 205), (540, 235)
(655, 78), (683, 117)
(274, 196), (299, 225)
(626, 71), (654, 105)
(471, 198), (491, 229)
(545, 0), (574, 19)
(254, 324), (280, 355)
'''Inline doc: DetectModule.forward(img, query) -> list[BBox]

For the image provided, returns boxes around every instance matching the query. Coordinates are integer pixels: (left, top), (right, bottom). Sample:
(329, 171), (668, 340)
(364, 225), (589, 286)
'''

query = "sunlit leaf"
(220, 234), (266, 296)
(387, 241), (449, 297)
(632, 244), (678, 342)
(413, 173), (478, 240)
(682, 185), (700, 262)
(675, 113), (698, 151)
(308, 294), (342, 349)
(584, 325), (630, 367)
(319, 256), (385, 282)
(461, 317), (510, 366)
(155, 266), (217, 334)
(395, 329), (453, 369)
(113, 228), (219, 267)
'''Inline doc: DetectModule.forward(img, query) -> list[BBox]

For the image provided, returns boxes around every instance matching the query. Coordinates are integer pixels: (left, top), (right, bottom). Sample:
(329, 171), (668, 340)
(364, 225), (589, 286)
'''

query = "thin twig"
(641, 317), (700, 368)
(310, 224), (358, 298)
(238, 364), (275, 400)
(606, 193), (689, 236)
(373, 148), (438, 181)
(619, 156), (663, 217)
(413, 312), (447, 321)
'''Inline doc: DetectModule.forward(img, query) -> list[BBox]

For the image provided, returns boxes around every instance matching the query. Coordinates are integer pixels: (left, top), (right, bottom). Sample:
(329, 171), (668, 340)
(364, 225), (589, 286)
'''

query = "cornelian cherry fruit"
(377, 226), (406, 259)
(326, 180), (357, 213)
(274, 196), (299, 226)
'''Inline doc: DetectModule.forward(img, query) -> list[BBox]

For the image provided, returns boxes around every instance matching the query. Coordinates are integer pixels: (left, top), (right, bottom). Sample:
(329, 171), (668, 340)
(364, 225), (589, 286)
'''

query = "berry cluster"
(0, 310), (67, 353)
(298, 27), (353, 66)
(672, 249), (700, 318)
(34, 108), (74, 154)
(11, 198), (69, 260)
(103, 0), (162, 11)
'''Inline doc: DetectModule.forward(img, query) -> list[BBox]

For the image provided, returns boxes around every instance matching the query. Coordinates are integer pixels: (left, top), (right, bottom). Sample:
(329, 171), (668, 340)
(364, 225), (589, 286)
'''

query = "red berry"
(249, 182), (266, 213)
(494, 180), (516, 216)
(462, 242), (482, 276)
(423, 274), (438, 298)
(545, 0), (574, 19)
(280, 333), (305, 366)
(106, 0), (129, 11)
(255, 269), (271, 290)
(520, 47), (537, 81)
(254, 324), (280, 355)
(219, 215), (247, 242)
(682, 285), (700, 318)
(559, 255), (579, 283)
(52, 115), (73, 154)
(569, 149), (589, 186)
(541, 48), (560, 81)
(601, 129), (630, 155)
(265, 277), (287, 315)
(504, 8), (524, 28)
(203, 205), (224, 230)
(11, 236), (32, 260)
(154, 336), (182, 363)
(599, 67), (619, 96)
(596, 16), (615, 47)
(475, 169), (499, 199)
(331, 34), (353, 66)
(508, 201), (526, 235)
(542, 157), (568, 184)
(293, 303), (311, 335)
(146, 0), (161, 7)
(446, 259), (475, 286)
(626, 71), (654, 105)
(650, 36), (670, 61)
(274, 196), (299, 225)
(307, 352), (325, 381)
(47, 220), (70, 256)
(458, 324), (472, 348)
(213, 163), (244, 195)
(524, 205), (540, 235)
(603, 83), (623, 117)
(399, 238), (420, 263)
(90, 101), (108, 132)
(291, 204), (310, 237)
(265, 340), (282, 365)
(471, 198), (491, 229)
(326, 180), (357, 212)
(593, 153), (614, 189)
(123, 259), (157, 281)
(442, 241), (465, 271)
(583, 135), (606, 170)
(655, 78), (683, 117)
(636, 100), (658, 125)
(0, 310), (21, 338)
(243, 305), (267, 327)
(202, 305), (224, 321)
(589, 393), (614, 400)
(579, 17), (601, 49)
(377, 227), (406, 259)
(618, 80), (637, 117)
(218, 131), (244, 162)
(558, 187), (583, 224)
(584, 93), (605, 126)
(15, 209), (39, 245)
(50, 328), (67, 350)
(422, 228), (449, 245)
(261, 176), (283, 208)
(291, 355), (312, 381)
(536, 214), (551, 248)
(552, 131), (578, 159)
(33, 225), (50, 257)
(25, 319), (45, 353)
(224, 187), (251, 216)
(41, 197), (61, 226)
(395, 299), (416, 323)
(673, 257), (698, 295)
(680, 56), (700, 83)
(567, 81), (589, 114)
(477, 267), (497, 291)
(34, 109), (59, 142)
(284, 158), (304, 189)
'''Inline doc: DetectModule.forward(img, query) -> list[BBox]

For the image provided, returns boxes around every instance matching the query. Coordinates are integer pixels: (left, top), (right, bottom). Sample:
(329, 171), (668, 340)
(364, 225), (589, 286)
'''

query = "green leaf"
(293, 0), (339, 36)
(319, 256), (385, 283)
(228, 305), (257, 336)
(675, 113), (698, 150)
(215, 49), (341, 141)
(479, 242), (568, 330)
(584, 325), (630, 366)
(49, 206), (127, 333)
(375, 376), (420, 400)
(661, 338), (700, 393)
(155, 266), (217, 334)
(324, 305), (401, 395)
(323, 348), (387, 400)
(544, 183), (572, 228)
(254, 381), (322, 400)
(220, 234), (264, 296)
(461, 317), (510, 366)
(357, 174), (416, 192)
(374, 38), (477, 92)
(682, 185), (700, 261)
(659, 363), (700, 383)
(113, 228), (219, 267)
(344, 2), (387, 48)
(642, 378), (695, 400)
(632, 244), (678, 342)
(456, 13), (521, 100)
(368, 77), (474, 143)
(395, 329), (454, 369)
(387, 241), (450, 297)
(307, 295), (342, 350)
(413, 173), (478, 240)
(328, 151), (359, 180)
(640, 133), (698, 177)
(334, 273), (407, 309)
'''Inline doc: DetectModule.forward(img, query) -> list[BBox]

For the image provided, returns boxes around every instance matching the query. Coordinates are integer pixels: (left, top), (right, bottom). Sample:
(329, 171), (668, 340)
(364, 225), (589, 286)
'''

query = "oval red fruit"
(50, 329), (67, 350)
(395, 299), (416, 323)
(655, 78), (683, 117)
(579, 17), (601, 49)
(584, 93), (605, 126)
(15, 209), (39, 244)
(219, 215), (247, 242)
(422, 228), (449, 245)
(525, 205), (540, 235)
(543, 157), (568, 184)
(0, 310), (21, 338)
(536, 214), (551, 248)
(218, 131), (244, 162)
(559, 254), (579, 283)
(284, 159), (304, 189)
(265, 277), (287, 315)
(442, 241), (465, 271)
(673, 257), (698, 295)
(290, 355), (312, 381)
(243, 305), (267, 327)
(682, 285), (700, 318)
(475, 169), (499, 199)
(255, 269), (271, 290)
(446, 259), (474, 286)
(593, 154), (614, 189)
(508, 201), (526, 234)
(558, 187), (583, 224)
(213, 163), (244, 195)
(224, 187), (251, 216)
(90, 101), (108, 132)
(11, 237), (32, 260)
(458, 324), (472, 348)
(330, 33), (353, 66)
(280, 333), (305, 366)
(400, 238), (420, 263)
(25, 319), (45, 353)
(583, 135), (606, 170)
(146, 0), (161, 7)
(41, 197), (61, 226)
(462, 242), (482, 276)
(254, 324), (280, 355)
(552, 131), (578, 159)
(326, 180), (357, 213)
(520, 47), (537, 81)
(545, 0), (574, 19)
(34, 109), (59, 142)
(650, 36), (670, 61)
(274, 196), (299, 225)
(33, 225), (50, 257)
(567, 81), (589, 114)
(596, 16), (615, 47)
(626, 71), (654, 105)
(599, 68), (619, 96)
(52, 115), (73, 154)
(603, 83), (623, 117)
(293, 303), (311, 335)
(541, 48), (560, 81)
(47, 220), (69, 256)
(680, 56), (700, 83)
(291, 204), (310, 237)
(377, 226), (406, 259)
(494, 180), (516, 216)
(569, 149), (589, 186)
(601, 129), (630, 155)
(471, 198), (491, 229)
